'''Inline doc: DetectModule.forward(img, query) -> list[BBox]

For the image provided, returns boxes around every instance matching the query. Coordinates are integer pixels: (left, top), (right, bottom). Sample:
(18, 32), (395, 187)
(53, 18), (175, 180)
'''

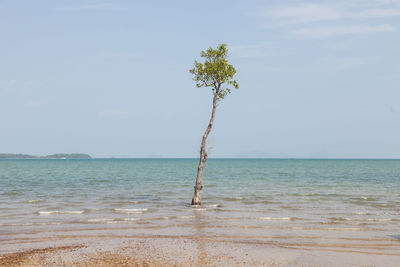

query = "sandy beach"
(1, 230), (400, 267)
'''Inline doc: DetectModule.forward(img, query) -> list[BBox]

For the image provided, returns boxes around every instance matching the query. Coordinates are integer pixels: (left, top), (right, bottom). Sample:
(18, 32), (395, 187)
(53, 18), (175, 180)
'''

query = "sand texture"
(1, 234), (399, 267)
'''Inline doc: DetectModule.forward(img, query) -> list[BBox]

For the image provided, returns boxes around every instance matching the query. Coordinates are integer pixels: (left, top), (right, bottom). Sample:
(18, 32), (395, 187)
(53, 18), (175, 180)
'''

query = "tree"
(189, 44), (239, 205)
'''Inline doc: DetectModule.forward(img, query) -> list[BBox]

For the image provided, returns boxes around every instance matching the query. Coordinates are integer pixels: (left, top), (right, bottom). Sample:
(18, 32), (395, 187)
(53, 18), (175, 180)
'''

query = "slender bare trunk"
(192, 92), (218, 205)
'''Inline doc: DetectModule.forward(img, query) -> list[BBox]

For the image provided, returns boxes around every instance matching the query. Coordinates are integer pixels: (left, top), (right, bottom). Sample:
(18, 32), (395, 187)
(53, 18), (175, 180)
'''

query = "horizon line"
(3, 157), (397, 160)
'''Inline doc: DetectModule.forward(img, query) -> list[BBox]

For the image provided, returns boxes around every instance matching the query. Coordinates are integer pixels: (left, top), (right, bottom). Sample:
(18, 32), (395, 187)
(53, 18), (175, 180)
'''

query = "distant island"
(0, 153), (92, 159)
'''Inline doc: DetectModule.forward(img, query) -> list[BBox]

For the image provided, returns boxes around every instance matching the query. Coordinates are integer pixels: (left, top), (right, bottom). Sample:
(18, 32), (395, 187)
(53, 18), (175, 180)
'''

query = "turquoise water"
(1, 159), (400, 254)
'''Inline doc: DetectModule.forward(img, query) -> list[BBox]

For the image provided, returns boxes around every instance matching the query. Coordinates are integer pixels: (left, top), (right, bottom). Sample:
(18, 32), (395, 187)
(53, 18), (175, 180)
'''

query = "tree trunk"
(191, 92), (218, 205)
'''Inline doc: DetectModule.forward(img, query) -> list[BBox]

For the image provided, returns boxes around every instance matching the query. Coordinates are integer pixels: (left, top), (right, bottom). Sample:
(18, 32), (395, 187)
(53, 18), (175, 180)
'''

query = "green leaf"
(189, 44), (239, 100)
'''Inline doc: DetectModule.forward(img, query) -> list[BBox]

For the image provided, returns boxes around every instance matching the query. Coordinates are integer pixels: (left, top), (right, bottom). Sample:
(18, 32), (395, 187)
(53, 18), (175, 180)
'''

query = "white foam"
(28, 200), (41, 203)
(37, 211), (58, 215)
(123, 218), (137, 221)
(330, 217), (352, 221)
(191, 204), (221, 211)
(114, 208), (147, 214)
(37, 210), (84, 215)
(178, 216), (194, 219)
(88, 217), (136, 223)
(192, 207), (207, 211)
(5, 221), (62, 226)
(359, 196), (375, 201)
(258, 217), (294, 221)
(88, 218), (114, 222)
(61, 210), (85, 214)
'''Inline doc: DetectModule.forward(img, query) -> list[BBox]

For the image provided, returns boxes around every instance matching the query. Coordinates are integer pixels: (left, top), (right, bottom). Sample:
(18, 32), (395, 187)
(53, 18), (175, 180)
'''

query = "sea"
(1, 159), (399, 256)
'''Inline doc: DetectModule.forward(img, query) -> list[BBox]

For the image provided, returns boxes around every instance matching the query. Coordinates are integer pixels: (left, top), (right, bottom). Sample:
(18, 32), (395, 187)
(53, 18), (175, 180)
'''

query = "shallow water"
(1, 159), (399, 256)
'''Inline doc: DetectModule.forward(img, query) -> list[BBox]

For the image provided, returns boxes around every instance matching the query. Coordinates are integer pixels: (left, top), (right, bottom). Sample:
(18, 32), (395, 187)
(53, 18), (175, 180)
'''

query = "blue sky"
(1, 0), (399, 158)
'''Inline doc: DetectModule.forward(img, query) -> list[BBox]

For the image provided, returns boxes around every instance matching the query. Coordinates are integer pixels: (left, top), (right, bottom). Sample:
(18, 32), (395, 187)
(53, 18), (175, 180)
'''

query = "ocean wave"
(123, 217), (137, 221)
(190, 203), (222, 209)
(191, 204), (223, 211)
(114, 208), (148, 214)
(205, 204), (223, 208)
(88, 217), (137, 223)
(27, 200), (41, 203)
(329, 217), (352, 221)
(327, 227), (362, 231)
(37, 210), (84, 215)
(87, 218), (114, 222)
(191, 207), (207, 211)
(178, 215), (195, 219)
(324, 216), (396, 224)
(223, 197), (243, 201)
(1, 222), (62, 226)
(107, 218), (137, 224)
(351, 196), (378, 202)
(258, 217), (295, 221)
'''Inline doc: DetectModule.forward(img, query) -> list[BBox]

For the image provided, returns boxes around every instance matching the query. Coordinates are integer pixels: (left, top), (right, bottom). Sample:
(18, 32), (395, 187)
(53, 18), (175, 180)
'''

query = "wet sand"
(1, 232), (400, 267)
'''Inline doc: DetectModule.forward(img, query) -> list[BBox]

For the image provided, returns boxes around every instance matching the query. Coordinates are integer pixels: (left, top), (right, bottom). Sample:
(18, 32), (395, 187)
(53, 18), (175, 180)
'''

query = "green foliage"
(189, 44), (239, 100)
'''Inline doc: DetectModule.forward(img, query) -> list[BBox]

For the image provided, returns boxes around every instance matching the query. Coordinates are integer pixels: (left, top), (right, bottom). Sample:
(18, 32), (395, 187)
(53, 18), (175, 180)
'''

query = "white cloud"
(271, 3), (400, 23)
(296, 24), (394, 37)
(358, 0), (400, 6)
(272, 4), (345, 23)
(358, 8), (400, 17)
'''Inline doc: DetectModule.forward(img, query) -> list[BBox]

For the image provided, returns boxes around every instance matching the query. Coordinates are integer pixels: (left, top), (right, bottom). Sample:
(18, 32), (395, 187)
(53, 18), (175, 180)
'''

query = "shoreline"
(1, 234), (399, 267)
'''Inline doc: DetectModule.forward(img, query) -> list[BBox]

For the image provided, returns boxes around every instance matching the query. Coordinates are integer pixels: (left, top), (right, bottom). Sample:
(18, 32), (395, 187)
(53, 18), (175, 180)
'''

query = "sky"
(1, 0), (399, 158)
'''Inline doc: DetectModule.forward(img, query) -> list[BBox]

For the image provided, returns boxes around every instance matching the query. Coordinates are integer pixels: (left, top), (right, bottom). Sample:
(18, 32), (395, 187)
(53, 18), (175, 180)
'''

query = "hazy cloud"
(296, 24), (394, 37)
(358, 8), (400, 17)
(355, 0), (400, 6)
(272, 4), (344, 24)
(254, 1), (400, 38)
(271, 3), (400, 24)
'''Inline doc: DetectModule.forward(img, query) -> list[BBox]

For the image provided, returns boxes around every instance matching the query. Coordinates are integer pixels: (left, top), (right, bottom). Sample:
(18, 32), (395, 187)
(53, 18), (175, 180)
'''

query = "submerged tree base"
(191, 199), (201, 206)
(191, 185), (203, 205)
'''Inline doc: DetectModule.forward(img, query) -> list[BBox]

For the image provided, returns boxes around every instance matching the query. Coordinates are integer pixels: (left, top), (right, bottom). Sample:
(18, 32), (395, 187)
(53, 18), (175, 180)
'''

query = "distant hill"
(0, 153), (92, 159)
